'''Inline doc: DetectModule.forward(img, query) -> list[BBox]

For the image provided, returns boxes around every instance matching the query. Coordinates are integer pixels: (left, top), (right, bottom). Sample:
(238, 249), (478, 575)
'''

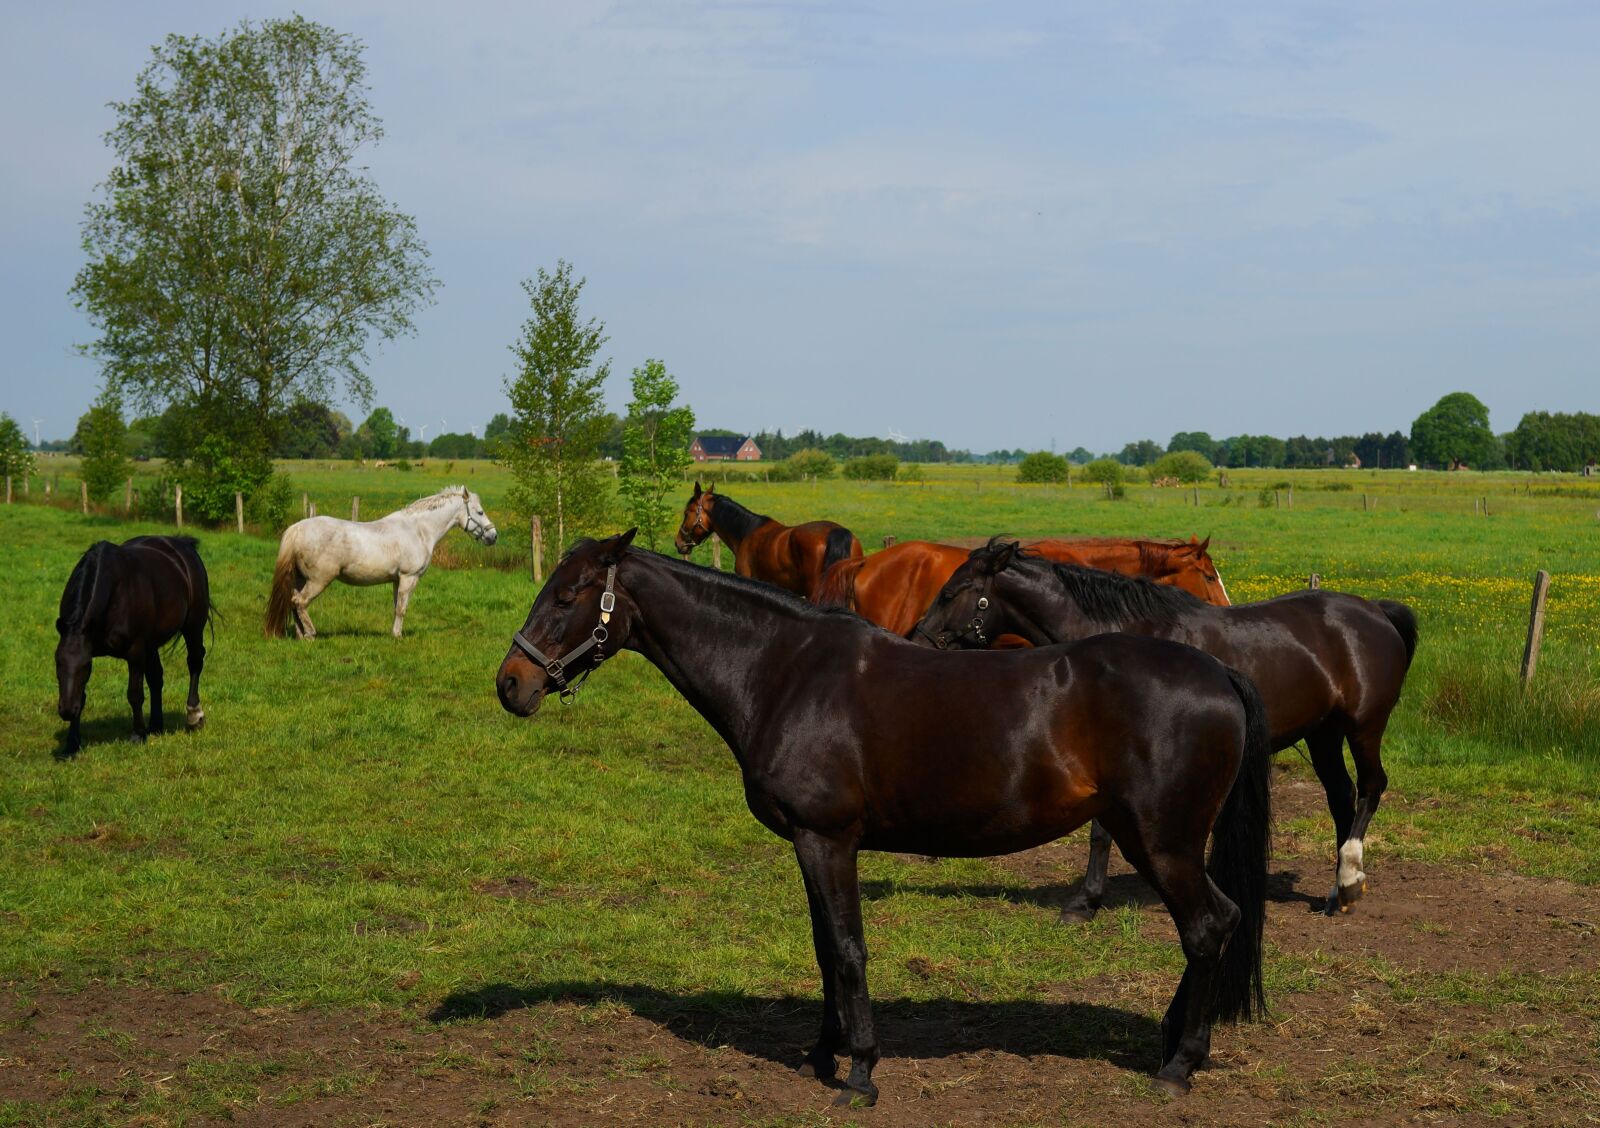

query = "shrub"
(246, 473), (296, 530)
(843, 453), (899, 481)
(1149, 450), (1213, 484)
(1016, 451), (1070, 483)
(898, 463), (925, 482)
(787, 448), (837, 480)
(1080, 458), (1125, 486)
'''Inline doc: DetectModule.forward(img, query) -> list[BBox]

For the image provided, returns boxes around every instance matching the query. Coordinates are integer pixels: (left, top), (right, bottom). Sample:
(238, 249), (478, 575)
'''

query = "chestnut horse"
(912, 540), (1419, 916)
(673, 482), (862, 598)
(813, 535), (1229, 636)
(497, 531), (1270, 1103)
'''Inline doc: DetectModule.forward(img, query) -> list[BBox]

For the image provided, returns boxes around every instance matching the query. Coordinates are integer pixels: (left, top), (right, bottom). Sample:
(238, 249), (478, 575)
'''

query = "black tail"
(1209, 666), (1272, 1025)
(822, 526), (859, 574)
(1377, 600), (1419, 670)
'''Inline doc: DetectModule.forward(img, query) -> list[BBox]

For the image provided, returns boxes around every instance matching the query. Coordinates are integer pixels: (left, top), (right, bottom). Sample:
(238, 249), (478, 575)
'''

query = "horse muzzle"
(496, 651), (548, 717)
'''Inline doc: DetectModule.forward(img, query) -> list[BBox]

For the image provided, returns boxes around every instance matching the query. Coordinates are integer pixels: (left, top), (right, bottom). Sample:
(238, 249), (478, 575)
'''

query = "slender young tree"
(71, 16), (437, 519)
(0, 414), (34, 484)
(80, 388), (131, 502)
(502, 261), (613, 556)
(619, 359), (696, 551)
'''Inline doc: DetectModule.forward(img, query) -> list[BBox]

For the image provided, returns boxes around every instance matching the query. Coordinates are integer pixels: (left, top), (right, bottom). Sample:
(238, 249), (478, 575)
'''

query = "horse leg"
(1307, 727), (1357, 915)
(1337, 722), (1390, 912)
(792, 829), (878, 1106)
(392, 573), (419, 639)
(184, 624), (207, 730)
(1110, 818), (1238, 1094)
(796, 867), (844, 1081)
(292, 574), (332, 640)
(146, 650), (165, 735)
(125, 653), (148, 743)
(1061, 818), (1114, 923)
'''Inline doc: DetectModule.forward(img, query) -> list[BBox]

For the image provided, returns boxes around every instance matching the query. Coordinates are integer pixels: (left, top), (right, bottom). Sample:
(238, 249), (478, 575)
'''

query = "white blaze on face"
(1338, 838), (1366, 890)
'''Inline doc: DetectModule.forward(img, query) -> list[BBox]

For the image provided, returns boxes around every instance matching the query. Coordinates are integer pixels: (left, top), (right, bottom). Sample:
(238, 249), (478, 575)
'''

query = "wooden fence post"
(3, 476), (9, 504)
(1191, 487), (1199, 507)
(711, 534), (723, 571)
(1362, 492), (1369, 512)
(1474, 497), (1481, 516)
(1520, 570), (1551, 684)
(883, 535), (897, 549)
(302, 492), (308, 518)
(1274, 490), (1280, 509)
(309, 500), (317, 518)
(124, 477), (133, 515)
(531, 516), (543, 584)
(351, 496), (360, 522)
(235, 492), (244, 533)
(21, 473), (27, 497)
(175, 484), (184, 528)
(1287, 485), (1293, 509)
(81, 480), (88, 514)
(1482, 496), (1489, 517)
(44, 480), (52, 500)
(1308, 573), (1321, 589)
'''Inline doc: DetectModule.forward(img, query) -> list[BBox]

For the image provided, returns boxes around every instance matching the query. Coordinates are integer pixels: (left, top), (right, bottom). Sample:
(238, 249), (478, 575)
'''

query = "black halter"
(510, 564), (617, 704)
(911, 590), (991, 649)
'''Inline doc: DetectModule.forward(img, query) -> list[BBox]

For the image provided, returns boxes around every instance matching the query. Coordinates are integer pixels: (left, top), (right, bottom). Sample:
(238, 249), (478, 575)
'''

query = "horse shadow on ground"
(427, 981), (1159, 1076)
(51, 716), (169, 760)
(859, 866), (1325, 916)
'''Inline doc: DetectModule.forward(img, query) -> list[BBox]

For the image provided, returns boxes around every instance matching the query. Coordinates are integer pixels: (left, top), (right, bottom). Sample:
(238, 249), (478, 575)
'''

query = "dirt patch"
(4, 774), (1598, 1126)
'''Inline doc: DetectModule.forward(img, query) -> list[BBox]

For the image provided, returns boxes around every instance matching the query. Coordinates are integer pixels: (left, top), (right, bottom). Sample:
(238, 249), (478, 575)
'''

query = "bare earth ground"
(4, 774), (1598, 1128)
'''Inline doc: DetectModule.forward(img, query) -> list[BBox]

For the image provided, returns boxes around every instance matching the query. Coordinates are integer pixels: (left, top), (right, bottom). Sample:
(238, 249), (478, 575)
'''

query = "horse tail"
(1208, 665), (1273, 1025)
(821, 526), (859, 574)
(264, 534), (300, 638)
(1377, 600), (1419, 670)
(812, 555), (866, 607)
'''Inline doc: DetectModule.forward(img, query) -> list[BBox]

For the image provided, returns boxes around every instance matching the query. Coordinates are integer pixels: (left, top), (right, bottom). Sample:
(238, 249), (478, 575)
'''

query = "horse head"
(674, 481), (715, 555)
(908, 537), (1028, 649)
(497, 529), (638, 717)
(1163, 536), (1229, 606)
(460, 488), (498, 545)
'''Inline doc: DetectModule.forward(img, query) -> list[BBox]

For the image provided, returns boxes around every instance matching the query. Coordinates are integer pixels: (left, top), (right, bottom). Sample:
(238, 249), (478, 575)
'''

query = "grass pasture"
(2, 467), (1599, 1125)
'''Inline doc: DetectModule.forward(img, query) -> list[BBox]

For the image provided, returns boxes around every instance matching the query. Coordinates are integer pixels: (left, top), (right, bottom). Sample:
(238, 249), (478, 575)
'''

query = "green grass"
(3, 467), (1600, 1120)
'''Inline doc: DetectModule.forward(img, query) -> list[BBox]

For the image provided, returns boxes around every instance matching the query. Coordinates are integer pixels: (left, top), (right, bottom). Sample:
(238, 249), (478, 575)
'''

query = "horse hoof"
(1059, 904), (1098, 925)
(1153, 1073), (1192, 1097)
(186, 709), (206, 731)
(832, 1085), (877, 1108)
(1338, 878), (1365, 911)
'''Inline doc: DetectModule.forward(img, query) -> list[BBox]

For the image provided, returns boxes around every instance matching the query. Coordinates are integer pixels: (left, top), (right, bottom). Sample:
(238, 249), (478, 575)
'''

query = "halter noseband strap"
(914, 590), (991, 649)
(510, 564), (617, 704)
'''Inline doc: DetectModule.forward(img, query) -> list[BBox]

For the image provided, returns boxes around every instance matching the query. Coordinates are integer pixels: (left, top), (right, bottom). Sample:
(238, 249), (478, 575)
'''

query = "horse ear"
(601, 528), (637, 563)
(706, 482), (715, 494)
(1196, 535), (1211, 554)
(980, 540), (1021, 575)
(692, 481), (702, 497)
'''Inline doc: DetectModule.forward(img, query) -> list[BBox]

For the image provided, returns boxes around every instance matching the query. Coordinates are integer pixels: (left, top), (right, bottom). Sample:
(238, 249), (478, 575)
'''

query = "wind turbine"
(31, 419), (43, 447)
(417, 422), (430, 443)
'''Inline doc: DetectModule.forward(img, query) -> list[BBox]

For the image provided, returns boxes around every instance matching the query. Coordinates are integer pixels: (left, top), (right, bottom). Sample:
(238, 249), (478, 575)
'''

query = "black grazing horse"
(55, 536), (213, 756)
(496, 531), (1271, 1103)
(911, 539), (1418, 917)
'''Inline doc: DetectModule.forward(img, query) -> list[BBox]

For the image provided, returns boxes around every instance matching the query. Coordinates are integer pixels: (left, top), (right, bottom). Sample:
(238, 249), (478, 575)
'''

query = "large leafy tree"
(0, 414), (35, 483)
(71, 16), (437, 519)
(502, 261), (613, 557)
(1411, 392), (1497, 469)
(619, 359), (695, 551)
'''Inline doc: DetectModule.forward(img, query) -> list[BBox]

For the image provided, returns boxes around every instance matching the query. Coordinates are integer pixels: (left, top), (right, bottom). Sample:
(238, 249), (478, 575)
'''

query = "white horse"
(265, 486), (498, 639)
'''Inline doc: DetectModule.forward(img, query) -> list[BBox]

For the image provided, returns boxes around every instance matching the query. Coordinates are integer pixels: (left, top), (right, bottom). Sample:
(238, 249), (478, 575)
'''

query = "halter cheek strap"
(916, 592), (991, 649)
(509, 565), (617, 704)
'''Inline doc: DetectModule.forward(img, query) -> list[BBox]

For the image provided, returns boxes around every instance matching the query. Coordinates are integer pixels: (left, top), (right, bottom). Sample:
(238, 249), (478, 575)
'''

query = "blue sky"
(2, 2), (1597, 452)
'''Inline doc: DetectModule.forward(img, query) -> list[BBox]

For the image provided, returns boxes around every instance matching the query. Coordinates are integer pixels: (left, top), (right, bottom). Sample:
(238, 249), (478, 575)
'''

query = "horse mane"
(707, 492), (770, 542)
(1047, 560), (1201, 626)
(566, 539), (865, 624)
(402, 486), (469, 513)
(59, 541), (117, 635)
(975, 538), (1201, 627)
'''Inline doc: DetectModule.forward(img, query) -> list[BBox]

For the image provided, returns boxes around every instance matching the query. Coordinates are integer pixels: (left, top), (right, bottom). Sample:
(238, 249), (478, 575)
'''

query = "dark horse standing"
(911, 540), (1418, 916)
(497, 531), (1271, 1103)
(674, 482), (862, 599)
(55, 536), (212, 756)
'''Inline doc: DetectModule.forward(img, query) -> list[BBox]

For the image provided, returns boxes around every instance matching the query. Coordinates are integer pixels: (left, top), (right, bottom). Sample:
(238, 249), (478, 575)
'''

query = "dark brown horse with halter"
(54, 536), (213, 756)
(496, 531), (1271, 1103)
(813, 535), (1230, 636)
(673, 482), (862, 598)
(911, 539), (1418, 916)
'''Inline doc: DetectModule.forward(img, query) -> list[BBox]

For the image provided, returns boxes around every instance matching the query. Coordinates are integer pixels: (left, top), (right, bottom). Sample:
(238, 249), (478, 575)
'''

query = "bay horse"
(911, 540), (1418, 916)
(496, 531), (1271, 1103)
(265, 486), (497, 639)
(55, 536), (212, 756)
(673, 482), (862, 599)
(813, 535), (1229, 637)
